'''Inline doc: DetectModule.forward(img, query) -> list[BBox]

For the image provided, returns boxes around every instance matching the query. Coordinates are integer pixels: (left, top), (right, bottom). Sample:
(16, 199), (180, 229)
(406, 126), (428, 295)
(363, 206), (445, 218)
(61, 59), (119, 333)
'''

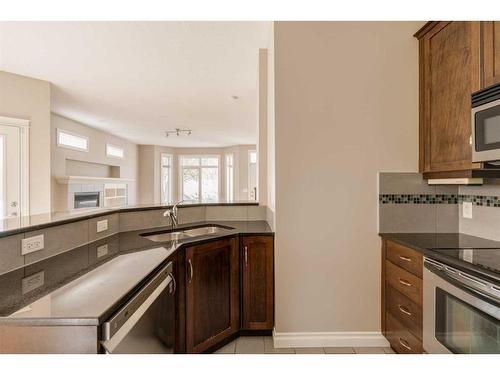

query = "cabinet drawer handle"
(399, 338), (412, 351)
(398, 278), (412, 287)
(397, 304), (412, 316)
(244, 246), (248, 267)
(398, 255), (412, 262)
(188, 259), (193, 283)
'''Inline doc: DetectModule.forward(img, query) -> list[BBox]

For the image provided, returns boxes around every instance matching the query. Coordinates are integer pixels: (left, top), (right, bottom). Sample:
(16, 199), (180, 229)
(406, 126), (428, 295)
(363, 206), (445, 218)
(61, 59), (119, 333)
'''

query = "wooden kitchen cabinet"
(482, 21), (500, 88)
(241, 235), (274, 331)
(381, 239), (423, 354)
(415, 21), (482, 177)
(185, 238), (239, 353)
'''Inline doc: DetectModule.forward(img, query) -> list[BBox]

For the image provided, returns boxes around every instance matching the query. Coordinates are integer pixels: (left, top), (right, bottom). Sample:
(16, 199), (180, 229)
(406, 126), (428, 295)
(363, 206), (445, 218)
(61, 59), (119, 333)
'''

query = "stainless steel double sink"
(140, 224), (234, 243)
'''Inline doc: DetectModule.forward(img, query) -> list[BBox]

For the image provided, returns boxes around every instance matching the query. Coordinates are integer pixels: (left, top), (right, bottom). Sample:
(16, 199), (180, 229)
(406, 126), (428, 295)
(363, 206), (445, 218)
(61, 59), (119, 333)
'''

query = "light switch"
(462, 202), (473, 219)
(21, 234), (45, 255)
(96, 219), (108, 233)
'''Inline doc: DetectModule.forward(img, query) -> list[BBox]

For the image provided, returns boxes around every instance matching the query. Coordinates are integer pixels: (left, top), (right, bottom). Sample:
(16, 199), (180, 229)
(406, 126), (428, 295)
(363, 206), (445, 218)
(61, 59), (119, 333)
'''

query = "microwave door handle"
(100, 274), (172, 354)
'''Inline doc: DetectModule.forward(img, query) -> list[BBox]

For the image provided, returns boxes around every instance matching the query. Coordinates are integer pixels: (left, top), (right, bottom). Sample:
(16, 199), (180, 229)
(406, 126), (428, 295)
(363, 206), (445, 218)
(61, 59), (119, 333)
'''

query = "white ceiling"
(0, 21), (270, 147)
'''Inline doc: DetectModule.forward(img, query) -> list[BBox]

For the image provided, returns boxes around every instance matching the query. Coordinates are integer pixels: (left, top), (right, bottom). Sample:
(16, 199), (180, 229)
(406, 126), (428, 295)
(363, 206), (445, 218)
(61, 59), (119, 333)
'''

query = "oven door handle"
(101, 262), (174, 354)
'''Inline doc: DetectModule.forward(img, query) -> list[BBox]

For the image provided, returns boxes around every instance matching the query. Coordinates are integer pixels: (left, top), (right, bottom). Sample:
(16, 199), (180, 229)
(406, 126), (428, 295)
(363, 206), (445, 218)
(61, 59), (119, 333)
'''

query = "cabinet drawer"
(385, 285), (422, 340)
(386, 240), (423, 277)
(385, 312), (423, 354)
(385, 260), (422, 306)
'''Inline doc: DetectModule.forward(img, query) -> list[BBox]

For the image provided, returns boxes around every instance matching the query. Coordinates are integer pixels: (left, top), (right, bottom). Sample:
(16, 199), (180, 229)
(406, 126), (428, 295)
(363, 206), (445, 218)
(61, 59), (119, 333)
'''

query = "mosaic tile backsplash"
(379, 194), (500, 207)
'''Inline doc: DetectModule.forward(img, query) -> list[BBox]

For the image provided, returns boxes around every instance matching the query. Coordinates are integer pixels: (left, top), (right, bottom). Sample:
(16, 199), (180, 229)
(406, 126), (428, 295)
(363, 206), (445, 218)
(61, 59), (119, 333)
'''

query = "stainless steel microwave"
(472, 84), (500, 163)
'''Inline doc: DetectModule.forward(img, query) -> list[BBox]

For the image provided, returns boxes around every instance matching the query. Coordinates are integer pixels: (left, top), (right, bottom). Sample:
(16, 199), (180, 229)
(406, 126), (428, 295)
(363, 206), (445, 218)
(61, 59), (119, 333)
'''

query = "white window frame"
(179, 155), (221, 202)
(106, 143), (124, 159)
(225, 153), (234, 202)
(56, 128), (89, 152)
(0, 116), (30, 217)
(248, 150), (257, 201)
(160, 153), (173, 204)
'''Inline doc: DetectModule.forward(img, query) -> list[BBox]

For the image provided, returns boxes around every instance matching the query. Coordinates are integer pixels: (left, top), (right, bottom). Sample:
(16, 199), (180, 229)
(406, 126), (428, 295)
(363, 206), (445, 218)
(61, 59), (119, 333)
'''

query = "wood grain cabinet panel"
(385, 285), (423, 340)
(385, 313), (423, 354)
(185, 238), (239, 353)
(482, 21), (500, 88)
(241, 236), (274, 330)
(416, 21), (481, 175)
(386, 241), (423, 278)
(385, 260), (423, 306)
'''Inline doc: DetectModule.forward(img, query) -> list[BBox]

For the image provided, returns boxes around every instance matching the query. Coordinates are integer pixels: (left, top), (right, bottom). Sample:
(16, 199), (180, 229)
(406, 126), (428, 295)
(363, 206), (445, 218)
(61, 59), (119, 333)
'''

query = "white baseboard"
(272, 329), (389, 348)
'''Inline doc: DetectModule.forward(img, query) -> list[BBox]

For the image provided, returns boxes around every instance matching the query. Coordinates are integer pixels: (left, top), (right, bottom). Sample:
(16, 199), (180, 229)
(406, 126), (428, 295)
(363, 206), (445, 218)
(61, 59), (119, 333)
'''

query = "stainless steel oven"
(423, 258), (500, 354)
(472, 83), (500, 163)
(100, 261), (176, 354)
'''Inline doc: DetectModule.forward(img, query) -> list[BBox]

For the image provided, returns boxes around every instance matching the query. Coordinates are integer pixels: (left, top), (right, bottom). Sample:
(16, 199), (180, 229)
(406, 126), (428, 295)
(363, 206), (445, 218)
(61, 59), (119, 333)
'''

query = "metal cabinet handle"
(399, 338), (412, 351)
(168, 273), (176, 295)
(397, 304), (412, 316)
(398, 255), (412, 262)
(244, 246), (248, 267)
(398, 278), (412, 287)
(188, 259), (193, 283)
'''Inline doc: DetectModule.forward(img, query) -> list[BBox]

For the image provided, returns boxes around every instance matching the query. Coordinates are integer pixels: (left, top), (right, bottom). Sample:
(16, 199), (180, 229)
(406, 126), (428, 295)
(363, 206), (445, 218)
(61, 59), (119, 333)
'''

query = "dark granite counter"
(380, 233), (500, 284)
(0, 201), (259, 238)
(0, 220), (273, 325)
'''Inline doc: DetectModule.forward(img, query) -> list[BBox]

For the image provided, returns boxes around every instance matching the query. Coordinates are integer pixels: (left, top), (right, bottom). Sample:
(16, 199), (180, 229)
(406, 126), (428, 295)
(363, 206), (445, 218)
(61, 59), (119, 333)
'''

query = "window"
(225, 154), (234, 202)
(180, 155), (219, 202)
(161, 154), (172, 204)
(106, 143), (124, 159)
(57, 128), (89, 152)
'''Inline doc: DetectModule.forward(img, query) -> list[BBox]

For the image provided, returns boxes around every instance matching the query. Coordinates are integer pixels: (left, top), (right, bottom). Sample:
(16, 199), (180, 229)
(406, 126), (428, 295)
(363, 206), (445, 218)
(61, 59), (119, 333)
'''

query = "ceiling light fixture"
(165, 128), (192, 137)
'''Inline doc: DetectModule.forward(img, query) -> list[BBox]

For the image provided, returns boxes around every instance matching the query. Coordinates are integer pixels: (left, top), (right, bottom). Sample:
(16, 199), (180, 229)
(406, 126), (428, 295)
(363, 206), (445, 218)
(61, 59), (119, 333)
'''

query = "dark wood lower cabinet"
(185, 238), (239, 353)
(241, 235), (274, 331)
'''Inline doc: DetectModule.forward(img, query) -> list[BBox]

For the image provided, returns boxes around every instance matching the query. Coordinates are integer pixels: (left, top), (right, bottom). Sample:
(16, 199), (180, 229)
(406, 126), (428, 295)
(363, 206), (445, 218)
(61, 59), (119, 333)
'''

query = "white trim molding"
(272, 329), (389, 348)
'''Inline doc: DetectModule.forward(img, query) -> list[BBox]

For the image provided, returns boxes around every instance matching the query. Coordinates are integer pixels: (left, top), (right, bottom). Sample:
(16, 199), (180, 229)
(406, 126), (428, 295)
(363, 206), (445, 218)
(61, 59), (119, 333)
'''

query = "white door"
(0, 124), (21, 218)
(248, 150), (257, 201)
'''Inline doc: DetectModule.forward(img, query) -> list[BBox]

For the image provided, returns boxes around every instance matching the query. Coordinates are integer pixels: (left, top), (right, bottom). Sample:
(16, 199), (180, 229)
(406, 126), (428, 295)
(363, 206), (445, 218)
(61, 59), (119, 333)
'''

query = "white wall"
(273, 22), (421, 341)
(51, 114), (138, 210)
(0, 71), (51, 215)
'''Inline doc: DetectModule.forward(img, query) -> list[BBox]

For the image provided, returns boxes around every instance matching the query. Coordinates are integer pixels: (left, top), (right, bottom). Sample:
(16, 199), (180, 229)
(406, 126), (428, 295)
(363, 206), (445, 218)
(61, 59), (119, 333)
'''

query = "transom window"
(57, 128), (89, 152)
(180, 155), (219, 202)
(106, 143), (124, 159)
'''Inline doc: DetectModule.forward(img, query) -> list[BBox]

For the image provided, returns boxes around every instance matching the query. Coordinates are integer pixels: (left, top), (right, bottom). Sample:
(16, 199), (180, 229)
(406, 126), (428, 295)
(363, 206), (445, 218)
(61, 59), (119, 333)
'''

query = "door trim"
(0, 116), (30, 217)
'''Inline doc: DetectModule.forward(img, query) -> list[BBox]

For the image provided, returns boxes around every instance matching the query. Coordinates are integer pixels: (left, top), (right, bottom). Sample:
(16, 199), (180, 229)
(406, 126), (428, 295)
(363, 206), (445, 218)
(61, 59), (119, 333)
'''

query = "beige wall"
(51, 114), (138, 210)
(273, 22), (420, 335)
(258, 48), (268, 206)
(0, 71), (51, 215)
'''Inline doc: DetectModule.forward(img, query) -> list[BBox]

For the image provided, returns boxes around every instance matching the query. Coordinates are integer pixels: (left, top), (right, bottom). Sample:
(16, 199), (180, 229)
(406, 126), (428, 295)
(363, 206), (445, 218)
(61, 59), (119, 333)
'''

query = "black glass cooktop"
(428, 247), (500, 275)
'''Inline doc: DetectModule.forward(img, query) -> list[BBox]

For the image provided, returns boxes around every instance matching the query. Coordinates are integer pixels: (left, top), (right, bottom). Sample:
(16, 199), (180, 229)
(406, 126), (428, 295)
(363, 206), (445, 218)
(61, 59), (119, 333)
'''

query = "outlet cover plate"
(463, 202), (473, 219)
(22, 271), (44, 294)
(21, 234), (45, 255)
(97, 244), (108, 258)
(96, 219), (108, 233)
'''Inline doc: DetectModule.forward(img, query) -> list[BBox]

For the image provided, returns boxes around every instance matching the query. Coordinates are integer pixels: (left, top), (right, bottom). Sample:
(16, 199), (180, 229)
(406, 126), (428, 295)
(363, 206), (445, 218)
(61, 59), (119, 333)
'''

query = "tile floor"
(214, 336), (395, 354)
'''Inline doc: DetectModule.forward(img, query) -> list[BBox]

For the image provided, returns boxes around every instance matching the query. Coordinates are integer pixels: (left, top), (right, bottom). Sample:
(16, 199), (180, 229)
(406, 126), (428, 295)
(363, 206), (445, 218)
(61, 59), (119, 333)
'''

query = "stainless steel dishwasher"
(100, 261), (176, 354)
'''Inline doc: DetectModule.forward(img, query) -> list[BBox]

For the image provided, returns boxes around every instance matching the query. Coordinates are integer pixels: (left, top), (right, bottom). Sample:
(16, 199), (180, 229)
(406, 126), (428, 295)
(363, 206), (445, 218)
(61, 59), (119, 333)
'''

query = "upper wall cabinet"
(483, 21), (500, 88)
(415, 21), (482, 178)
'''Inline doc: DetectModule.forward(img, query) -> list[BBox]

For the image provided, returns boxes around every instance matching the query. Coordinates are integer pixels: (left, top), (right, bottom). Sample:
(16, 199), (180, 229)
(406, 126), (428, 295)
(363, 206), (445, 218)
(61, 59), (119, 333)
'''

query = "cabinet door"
(241, 236), (274, 330)
(185, 238), (239, 353)
(482, 21), (500, 88)
(419, 21), (481, 173)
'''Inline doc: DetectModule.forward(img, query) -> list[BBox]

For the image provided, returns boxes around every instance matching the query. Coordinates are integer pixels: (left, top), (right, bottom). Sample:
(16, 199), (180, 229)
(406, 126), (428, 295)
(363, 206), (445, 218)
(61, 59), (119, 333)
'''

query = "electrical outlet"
(463, 202), (473, 219)
(96, 244), (108, 258)
(96, 219), (108, 233)
(22, 271), (44, 294)
(21, 234), (45, 255)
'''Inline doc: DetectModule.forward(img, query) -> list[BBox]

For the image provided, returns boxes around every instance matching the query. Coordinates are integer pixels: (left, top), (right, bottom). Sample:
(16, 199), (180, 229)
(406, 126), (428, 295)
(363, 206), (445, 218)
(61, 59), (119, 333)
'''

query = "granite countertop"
(0, 220), (273, 325)
(0, 200), (259, 237)
(380, 233), (500, 284)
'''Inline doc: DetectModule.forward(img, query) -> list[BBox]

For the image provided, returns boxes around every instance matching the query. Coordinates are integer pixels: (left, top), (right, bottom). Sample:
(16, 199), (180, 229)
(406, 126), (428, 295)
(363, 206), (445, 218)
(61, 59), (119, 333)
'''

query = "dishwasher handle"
(101, 261), (174, 353)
